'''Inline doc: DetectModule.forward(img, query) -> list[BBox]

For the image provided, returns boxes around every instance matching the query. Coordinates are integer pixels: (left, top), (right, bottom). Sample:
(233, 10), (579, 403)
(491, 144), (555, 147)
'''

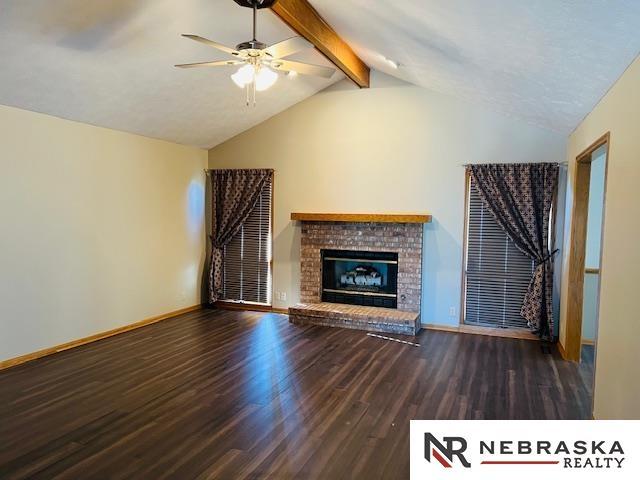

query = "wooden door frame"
(563, 132), (610, 361)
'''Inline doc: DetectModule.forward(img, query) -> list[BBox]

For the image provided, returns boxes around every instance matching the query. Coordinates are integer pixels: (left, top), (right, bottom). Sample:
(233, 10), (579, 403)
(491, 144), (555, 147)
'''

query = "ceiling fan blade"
(270, 59), (335, 79)
(181, 34), (239, 56)
(175, 60), (244, 69)
(264, 36), (312, 59)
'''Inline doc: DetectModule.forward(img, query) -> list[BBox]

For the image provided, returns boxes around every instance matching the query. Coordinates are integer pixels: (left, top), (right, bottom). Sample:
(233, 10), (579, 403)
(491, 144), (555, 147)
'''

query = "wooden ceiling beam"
(271, 0), (370, 88)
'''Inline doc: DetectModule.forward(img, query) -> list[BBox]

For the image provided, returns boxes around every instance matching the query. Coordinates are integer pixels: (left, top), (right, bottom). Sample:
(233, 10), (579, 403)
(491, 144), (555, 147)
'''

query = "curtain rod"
(461, 162), (568, 167)
(204, 168), (275, 174)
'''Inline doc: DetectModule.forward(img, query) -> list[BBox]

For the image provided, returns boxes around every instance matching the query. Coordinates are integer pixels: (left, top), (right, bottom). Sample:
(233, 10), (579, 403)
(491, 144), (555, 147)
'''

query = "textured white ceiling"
(0, 0), (342, 148)
(311, 0), (640, 133)
(3, 1), (638, 146)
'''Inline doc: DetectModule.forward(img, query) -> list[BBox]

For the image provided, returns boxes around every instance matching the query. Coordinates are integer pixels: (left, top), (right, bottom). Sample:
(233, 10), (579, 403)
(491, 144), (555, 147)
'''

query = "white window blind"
(463, 175), (535, 329)
(222, 175), (272, 305)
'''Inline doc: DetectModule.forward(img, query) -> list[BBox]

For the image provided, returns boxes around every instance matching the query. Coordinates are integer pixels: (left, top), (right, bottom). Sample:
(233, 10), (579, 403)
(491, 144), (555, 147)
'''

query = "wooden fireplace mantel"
(290, 213), (432, 224)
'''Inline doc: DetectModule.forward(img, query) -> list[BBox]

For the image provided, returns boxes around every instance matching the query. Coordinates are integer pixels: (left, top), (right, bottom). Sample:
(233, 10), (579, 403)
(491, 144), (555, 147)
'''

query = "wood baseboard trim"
(214, 301), (288, 315)
(0, 304), (203, 371)
(424, 323), (538, 341)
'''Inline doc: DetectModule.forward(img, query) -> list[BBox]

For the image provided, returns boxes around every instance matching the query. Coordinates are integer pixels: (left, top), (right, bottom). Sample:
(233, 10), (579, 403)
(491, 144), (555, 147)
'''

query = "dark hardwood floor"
(0, 309), (593, 479)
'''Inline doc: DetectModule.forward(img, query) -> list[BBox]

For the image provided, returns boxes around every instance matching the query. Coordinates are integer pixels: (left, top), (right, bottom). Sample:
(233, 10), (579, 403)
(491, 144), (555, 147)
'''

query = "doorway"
(564, 133), (609, 362)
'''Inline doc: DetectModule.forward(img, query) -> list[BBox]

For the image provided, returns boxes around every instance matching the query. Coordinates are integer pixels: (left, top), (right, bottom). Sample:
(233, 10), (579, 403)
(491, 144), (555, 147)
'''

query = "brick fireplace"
(288, 213), (430, 336)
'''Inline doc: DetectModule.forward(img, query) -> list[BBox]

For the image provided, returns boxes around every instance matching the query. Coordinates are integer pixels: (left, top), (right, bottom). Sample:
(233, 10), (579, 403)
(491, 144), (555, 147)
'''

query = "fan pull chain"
(253, 78), (256, 106)
(243, 81), (258, 107)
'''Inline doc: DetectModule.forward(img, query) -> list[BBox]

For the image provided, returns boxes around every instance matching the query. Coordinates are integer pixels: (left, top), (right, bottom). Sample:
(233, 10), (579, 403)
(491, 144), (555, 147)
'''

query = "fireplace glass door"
(321, 249), (398, 308)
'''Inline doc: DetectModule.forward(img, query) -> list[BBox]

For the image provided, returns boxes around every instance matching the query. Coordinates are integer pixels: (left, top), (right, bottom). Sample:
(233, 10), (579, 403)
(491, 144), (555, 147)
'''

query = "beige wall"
(208, 72), (567, 327)
(0, 105), (207, 362)
(559, 56), (640, 419)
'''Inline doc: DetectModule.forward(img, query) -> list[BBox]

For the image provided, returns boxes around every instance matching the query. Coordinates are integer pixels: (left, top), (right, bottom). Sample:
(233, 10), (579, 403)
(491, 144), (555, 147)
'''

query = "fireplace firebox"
(321, 249), (398, 308)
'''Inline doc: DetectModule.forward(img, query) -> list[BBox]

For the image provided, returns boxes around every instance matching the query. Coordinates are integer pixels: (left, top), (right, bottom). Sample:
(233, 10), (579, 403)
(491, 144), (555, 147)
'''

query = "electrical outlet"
(281, 292), (287, 301)
(449, 306), (456, 317)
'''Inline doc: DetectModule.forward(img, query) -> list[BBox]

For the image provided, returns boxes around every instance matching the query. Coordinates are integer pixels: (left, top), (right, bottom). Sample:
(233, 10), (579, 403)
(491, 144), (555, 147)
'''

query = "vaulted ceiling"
(0, 0), (342, 148)
(1, 1), (638, 148)
(310, 0), (640, 133)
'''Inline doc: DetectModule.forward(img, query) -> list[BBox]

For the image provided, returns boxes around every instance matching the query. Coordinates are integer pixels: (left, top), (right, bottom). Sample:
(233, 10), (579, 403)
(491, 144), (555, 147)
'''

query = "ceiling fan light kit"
(176, 0), (335, 106)
(232, 64), (278, 89)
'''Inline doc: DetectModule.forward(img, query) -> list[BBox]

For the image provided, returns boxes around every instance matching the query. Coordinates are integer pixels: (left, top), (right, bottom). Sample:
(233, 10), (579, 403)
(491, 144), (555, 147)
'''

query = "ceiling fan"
(176, 0), (336, 105)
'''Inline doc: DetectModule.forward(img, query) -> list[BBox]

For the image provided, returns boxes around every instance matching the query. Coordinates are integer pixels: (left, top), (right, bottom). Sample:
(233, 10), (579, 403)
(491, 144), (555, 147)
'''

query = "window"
(462, 174), (535, 329)
(222, 175), (273, 305)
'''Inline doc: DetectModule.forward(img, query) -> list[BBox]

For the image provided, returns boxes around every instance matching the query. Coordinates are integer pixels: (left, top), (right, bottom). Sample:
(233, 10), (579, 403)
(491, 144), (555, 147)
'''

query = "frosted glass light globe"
(231, 64), (255, 88)
(255, 67), (278, 91)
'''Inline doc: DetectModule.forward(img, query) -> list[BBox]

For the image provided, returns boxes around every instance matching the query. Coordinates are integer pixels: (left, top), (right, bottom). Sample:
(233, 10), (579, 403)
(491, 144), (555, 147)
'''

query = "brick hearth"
(290, 220), (424, 336)
(289, 303), (420, 336)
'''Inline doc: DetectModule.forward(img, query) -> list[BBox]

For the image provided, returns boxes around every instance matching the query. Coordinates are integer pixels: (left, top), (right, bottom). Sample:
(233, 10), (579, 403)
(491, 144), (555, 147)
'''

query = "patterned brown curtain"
(208, 169), (273, 303)
(467, 163), (559, 339)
